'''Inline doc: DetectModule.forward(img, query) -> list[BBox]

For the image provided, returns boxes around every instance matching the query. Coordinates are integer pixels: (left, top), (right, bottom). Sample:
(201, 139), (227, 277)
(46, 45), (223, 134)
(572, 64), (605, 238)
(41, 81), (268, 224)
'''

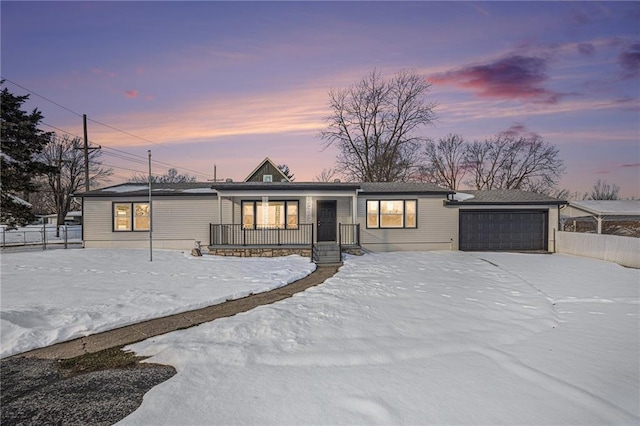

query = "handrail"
(210, 223), (361, 253)
(338, 223), (360, 247)
(210, 224), (313, 247)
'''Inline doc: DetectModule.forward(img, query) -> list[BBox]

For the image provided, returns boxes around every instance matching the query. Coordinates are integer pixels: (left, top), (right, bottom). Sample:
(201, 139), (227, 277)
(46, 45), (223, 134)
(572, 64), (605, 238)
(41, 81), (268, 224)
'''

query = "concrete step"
(313, 243), (342, 264)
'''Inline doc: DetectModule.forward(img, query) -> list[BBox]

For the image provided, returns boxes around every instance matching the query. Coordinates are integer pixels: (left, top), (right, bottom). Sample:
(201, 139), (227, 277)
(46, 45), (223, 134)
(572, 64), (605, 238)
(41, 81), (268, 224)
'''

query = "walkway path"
(15, 264), (340, 361)
(2, 264), (341, 425)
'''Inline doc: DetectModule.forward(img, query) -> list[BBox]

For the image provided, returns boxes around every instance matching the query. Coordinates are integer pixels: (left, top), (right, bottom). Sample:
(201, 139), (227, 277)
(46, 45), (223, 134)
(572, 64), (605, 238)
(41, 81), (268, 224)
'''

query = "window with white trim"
(242, 200), (298, 229)
(113, 202), (150, 231)
(366, 200), (417, 229)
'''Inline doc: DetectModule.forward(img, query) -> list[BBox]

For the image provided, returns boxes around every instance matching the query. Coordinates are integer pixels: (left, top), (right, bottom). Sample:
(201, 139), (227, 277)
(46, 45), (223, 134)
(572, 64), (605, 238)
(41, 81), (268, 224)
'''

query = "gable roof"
(243, 157), (290, 183)
(448, 190), (567, 205)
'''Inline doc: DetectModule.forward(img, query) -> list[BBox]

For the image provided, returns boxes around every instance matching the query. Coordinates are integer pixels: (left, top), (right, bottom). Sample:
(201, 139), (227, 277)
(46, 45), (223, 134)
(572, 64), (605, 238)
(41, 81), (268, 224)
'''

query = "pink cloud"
(431, 55), (562, 104)
(620, 163), (640, 168)
(124, 90), (139, 99)
(498, 123), (542, 140)
(577, 43), (596, 56)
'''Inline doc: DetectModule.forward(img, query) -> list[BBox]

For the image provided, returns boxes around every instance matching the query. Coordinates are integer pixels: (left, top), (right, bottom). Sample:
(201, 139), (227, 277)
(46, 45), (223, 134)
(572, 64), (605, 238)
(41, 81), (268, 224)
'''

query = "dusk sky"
(2, 1), (639, 197)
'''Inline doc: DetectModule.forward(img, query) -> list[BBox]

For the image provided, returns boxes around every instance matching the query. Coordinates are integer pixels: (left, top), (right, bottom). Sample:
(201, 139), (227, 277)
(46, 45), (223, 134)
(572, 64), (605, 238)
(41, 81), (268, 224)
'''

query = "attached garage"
(459, 210), (547, 251)
(448, 190), (567, 252)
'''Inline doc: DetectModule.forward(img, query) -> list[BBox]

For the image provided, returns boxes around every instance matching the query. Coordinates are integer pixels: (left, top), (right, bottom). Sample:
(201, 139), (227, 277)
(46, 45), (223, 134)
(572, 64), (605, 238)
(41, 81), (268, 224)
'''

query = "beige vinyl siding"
(358, 195), (456, 251)
(83, 196), (217, 249)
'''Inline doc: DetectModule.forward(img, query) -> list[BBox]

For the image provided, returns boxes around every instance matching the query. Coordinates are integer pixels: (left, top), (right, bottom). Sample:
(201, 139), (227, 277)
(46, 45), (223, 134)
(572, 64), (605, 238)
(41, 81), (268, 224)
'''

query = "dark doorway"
(317, 200), (337, 242)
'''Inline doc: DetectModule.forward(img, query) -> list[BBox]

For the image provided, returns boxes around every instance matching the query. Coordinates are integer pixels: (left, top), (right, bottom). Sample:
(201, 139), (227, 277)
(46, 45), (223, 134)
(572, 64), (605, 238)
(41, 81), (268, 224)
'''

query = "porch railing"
(339, 223), (360, 251)
(210, 222), (361, 250)
(210, 224), (314, 246)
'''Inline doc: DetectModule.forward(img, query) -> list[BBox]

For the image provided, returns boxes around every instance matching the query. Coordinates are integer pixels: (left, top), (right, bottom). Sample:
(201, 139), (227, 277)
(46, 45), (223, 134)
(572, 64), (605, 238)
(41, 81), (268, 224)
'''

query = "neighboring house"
(561, 200), (640, 237)
(77, 158), (567, 261)
(42, 211), (83, 226)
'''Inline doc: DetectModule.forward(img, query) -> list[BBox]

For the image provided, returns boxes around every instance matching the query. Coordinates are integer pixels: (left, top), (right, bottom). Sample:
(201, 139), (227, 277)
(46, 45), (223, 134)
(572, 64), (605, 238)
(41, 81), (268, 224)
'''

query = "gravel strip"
(1, 357), (176, 425)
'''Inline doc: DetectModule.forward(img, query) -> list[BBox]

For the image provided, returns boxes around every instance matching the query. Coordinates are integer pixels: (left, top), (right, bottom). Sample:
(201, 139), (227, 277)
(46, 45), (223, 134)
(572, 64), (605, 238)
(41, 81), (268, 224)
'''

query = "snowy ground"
(121, 252), (639, 425)
(2, 250), (638, 424)
(0, 249), (315, 358)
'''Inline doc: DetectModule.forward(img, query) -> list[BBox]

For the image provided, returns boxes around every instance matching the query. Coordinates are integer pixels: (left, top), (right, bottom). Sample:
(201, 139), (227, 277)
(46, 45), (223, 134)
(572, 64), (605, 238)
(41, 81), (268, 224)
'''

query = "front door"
(317, 200), (337, 242)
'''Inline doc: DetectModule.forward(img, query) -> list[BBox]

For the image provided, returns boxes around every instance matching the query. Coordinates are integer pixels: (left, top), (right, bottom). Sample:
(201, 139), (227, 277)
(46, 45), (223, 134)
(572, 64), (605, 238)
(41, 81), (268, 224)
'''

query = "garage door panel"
(459, 210), (547, 251)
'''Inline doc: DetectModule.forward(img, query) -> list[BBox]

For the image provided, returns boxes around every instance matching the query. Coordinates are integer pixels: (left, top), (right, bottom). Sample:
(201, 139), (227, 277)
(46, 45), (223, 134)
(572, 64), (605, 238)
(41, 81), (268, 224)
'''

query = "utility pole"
(76, 114), (101, 193)
(83, 114), (90, 192)
(148, 150), (153, 262)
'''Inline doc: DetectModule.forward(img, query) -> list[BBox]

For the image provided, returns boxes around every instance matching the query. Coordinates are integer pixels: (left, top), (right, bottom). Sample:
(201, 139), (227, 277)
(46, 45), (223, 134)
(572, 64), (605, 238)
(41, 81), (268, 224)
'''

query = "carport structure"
(561, 200), (640, 237)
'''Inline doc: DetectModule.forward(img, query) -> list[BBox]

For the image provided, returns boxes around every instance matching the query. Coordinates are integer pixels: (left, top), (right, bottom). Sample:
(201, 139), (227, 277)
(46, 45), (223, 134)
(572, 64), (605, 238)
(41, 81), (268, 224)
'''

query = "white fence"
(556, 231), (640, 268)
(1, 225), (82, 248)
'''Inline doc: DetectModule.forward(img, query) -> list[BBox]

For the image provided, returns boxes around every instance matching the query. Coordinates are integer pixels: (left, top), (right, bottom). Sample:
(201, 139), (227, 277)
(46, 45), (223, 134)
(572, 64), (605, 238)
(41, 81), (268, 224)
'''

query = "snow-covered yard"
(0, 249), (315, 358)
(122, 252), (638, 425)
(2, 249), (638, 424)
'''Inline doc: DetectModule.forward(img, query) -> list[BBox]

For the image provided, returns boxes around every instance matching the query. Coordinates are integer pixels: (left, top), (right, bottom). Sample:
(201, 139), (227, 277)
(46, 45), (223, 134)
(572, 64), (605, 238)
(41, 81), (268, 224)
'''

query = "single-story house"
(42, 211), (83, 226)
(77, 158), (567, 262)
(561, 200), (640, 237)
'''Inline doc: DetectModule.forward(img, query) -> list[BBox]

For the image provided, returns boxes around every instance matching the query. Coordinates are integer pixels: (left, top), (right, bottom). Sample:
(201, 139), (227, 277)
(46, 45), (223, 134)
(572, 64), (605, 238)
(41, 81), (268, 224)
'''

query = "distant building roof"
(243, 157), (290, 183)
(566, 200), (640, 216)
(8, 194), (32, 207)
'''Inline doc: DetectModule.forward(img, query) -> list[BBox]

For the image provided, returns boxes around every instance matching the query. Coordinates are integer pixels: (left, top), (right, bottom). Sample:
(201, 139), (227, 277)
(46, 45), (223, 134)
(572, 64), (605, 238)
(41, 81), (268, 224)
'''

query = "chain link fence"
(1, 225), (82, 249)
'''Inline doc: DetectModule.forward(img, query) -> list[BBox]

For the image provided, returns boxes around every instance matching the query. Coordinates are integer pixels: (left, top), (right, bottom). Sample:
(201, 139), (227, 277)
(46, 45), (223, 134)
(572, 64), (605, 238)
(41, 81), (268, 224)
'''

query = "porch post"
(352, 190), (359, 243)
(217, 190), (223, 243)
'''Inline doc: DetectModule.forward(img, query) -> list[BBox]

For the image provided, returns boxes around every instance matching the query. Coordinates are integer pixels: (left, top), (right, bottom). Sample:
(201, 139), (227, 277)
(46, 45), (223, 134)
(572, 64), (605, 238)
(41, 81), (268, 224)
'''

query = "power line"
(5, 78), (215, 180)
(86, 117), (175, 151)
(2, 77), (83, 118)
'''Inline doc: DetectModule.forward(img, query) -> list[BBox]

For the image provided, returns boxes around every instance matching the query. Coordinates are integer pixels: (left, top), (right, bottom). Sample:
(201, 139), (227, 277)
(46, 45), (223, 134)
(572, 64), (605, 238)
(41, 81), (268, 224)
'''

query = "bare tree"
(464, 135), (564, 191)
(320, 69), (437, 182)
(35, 134), (112, 235)
(129, 168), (196, 184)
(587, 179), (620, 200)
(314, 167), (339, 182)
(419, 134), (468, 190)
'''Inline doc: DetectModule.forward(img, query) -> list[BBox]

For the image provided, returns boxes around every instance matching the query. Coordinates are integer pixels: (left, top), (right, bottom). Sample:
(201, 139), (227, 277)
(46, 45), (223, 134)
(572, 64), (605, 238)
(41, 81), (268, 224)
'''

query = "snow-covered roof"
(449, 190), (566, 205)
(568, 200), (640, 216)
(42, 211), (82, 218)
(79, 182), (217, 197)
(101, 184), (149, 193)
(8, 194), (32, 207)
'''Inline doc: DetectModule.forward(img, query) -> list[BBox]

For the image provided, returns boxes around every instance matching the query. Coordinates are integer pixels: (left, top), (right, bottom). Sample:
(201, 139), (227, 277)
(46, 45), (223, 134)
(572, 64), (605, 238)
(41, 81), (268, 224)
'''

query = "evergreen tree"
(1, 82), (54, 227)
(277, 164), (295, 181)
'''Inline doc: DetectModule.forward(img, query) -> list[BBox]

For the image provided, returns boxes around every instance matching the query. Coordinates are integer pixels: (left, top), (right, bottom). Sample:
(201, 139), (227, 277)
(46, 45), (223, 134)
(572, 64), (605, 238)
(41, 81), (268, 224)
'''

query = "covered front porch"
(206, 182), (363, 262)
(208, 223), (361, 262)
